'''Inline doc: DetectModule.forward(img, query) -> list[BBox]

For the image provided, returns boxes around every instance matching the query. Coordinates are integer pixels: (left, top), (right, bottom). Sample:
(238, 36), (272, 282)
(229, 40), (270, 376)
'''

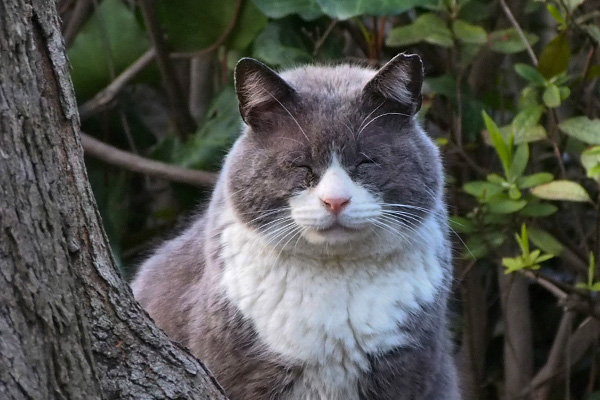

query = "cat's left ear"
(235, 58), (297, 128)
(362, 53), (424, 115)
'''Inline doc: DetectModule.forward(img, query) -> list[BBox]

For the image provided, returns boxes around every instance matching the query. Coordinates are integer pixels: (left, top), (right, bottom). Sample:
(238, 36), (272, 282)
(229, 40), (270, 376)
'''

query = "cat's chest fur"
(220, 216), (445, 399)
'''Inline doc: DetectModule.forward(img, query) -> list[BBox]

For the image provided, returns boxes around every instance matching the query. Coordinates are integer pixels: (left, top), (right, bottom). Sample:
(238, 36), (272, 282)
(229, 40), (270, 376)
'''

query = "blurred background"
(57, 0), (600, 399)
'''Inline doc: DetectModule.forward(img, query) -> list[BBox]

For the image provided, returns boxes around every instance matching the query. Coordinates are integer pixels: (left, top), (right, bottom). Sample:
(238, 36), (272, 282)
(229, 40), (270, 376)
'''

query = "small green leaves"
(488, 28), (538, 54)
(387, 13), (453, 48)
(517, 172), (554, 188)
(488, 199), (527, 214)
(509, 144), (529, 180)
(546, 5), (566, 29)
(538, 33), (571, 78)
(502, 224), (554, 274)
(515, 64), (546, 86)
(559, 116), (600, 145)
(531, 180), (591, 202)
(463, 181), (504, 199)
(581, 146), (600, 181)
(528, 228), (563, 256)
(453, 20), (487, 44)
(542, 84), (561, 108)
(583, 24), (600, 46)
(576, 252), (600, 292)
(513, 106), (544, 135)
(482, 111), (511, 177)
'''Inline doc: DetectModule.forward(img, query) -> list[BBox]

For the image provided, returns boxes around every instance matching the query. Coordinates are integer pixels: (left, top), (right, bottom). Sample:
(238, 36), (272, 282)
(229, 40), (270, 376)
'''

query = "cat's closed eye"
(355, 155), (380, 168)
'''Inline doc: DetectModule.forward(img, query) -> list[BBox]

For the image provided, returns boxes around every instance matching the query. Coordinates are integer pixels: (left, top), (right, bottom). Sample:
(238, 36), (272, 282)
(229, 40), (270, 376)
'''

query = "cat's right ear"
(235, 58), (297, 128)
(361, 53), (424, 116)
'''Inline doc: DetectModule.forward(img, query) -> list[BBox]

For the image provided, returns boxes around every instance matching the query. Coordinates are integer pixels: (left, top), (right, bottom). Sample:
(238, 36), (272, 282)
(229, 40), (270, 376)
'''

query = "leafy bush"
(60, 0), (600, 398)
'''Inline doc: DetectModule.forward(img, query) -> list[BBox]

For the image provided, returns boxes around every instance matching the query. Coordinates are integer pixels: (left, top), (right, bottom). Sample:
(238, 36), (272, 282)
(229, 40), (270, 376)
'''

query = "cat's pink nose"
(321, 197), (350, 215)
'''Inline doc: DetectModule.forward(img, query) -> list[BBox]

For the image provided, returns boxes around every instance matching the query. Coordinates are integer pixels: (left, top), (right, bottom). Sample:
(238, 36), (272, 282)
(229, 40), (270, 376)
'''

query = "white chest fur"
(219, 216), (445, 400)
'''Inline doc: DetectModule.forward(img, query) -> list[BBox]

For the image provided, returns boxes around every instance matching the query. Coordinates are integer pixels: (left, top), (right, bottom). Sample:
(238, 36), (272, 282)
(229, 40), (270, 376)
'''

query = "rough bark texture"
(0, 1), (228, 399)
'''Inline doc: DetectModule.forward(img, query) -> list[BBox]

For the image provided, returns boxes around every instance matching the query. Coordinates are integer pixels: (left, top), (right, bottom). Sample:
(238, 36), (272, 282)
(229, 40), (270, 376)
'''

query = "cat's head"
(226, 54), (443, 250)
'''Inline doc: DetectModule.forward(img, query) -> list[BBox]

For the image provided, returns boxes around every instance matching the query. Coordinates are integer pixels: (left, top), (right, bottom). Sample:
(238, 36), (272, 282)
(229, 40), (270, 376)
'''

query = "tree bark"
(0, 1), (228, 399)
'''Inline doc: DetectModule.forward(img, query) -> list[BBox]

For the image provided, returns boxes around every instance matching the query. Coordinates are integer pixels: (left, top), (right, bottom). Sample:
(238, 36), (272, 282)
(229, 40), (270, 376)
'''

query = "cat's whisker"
(357, 112), (411, 138)
(246, 211), (291, 226)
(378, 215), (428, 246)
(370, 219), (409, 244)
(357, 101), (385, 133)
(236, 207), (292, 216)
(265, 89), (309, 143)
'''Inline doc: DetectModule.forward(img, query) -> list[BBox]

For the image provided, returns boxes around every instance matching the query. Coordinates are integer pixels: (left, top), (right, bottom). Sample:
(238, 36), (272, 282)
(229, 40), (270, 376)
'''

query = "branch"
(170, 0), (244, 59)
(63, 0), (95, 47)
(138, 0), (196, 136)
(80, 132), (217, 187)
(79, 48), (156, 120)
(498, 0), (538, 66)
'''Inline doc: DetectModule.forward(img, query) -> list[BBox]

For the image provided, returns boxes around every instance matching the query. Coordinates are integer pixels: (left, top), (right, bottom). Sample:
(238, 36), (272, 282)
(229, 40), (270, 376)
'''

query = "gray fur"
(132, 54), (460, 400)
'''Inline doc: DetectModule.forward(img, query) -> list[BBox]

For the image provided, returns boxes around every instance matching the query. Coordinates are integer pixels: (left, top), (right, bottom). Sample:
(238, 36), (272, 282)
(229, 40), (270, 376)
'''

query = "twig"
(63, 0), (95, 47)
(80, 132), (217, 187)
(527, 311), (574, 398)
(313, 19), (337, 57)
(170, 0), (244, 59)
(522, 270), (569, 300)
(139, 0), (197, 137)
(498, 0), (538, 66)
(79, 48), (156, 120)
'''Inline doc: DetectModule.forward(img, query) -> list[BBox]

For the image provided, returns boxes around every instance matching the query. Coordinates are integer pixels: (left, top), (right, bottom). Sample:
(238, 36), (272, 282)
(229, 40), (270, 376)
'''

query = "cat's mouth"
(315, 222), (359, 233)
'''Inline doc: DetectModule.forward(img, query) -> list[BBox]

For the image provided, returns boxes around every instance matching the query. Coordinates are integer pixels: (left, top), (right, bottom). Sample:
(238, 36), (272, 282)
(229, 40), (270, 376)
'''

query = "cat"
(131, 53), (460, 400)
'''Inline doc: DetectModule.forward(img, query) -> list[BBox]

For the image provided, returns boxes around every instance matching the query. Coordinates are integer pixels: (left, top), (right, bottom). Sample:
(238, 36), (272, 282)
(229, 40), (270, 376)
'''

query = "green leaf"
(559, 116), (600, 145)
(252, 23), (313, 68)
(546, 4), (565, 26)
(531, 180), (591, 202)
(538, 33), (571, 78)
(515, 125), (547, 144)
(425, 75), (457, 99)
(453, 19), (487, 44)
(387, 13), (453, 48)
(518, 202), (558, 217)
(514, 64), (546, 86)
(68, 0), (151, 100)
(542, 84), (561, 108)
(581, 147), (600, 181)
(513, 106), (544, 133)
(563, 0), (584, 12)
(249, 0), (322, 19)
(488, 28), (538, 54)
(559, 86), (571, 100)
(518, 172), (554, 188)
(509, 143), (529, 180)
(463, 181), (504, 199)
(583, 24), (600, 46)
(509, 186), (522, 200)
(317, 0), (437, 19)
(528, 228), (563, 255)
(463, 231), (506, 259)
(175, 87), (241, 170)
(156, 0), (267, 52)
(487, 199), (527, 214)
(502, 257), (523, 272)
(487, 174), (506, 184)
(482, 111), (511, 176)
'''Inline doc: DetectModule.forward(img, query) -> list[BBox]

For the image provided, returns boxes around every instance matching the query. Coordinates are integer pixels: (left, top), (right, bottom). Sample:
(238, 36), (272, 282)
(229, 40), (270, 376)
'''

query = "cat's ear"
(235, 58), (297, 128)
(362, 53), (424, 115)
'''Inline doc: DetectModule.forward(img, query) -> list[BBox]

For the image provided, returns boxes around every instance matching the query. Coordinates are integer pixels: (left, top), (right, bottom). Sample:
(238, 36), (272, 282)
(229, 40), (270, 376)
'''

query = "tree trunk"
(0, 1), (228, 399)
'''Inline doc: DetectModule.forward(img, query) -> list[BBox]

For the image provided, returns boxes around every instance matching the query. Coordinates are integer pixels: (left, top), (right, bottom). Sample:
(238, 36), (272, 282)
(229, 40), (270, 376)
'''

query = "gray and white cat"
(132, 53), (460, 400)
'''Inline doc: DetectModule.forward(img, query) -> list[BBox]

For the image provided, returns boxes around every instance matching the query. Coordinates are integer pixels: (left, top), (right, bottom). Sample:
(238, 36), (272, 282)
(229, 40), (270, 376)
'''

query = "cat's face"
(227, 54), (443, 248)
